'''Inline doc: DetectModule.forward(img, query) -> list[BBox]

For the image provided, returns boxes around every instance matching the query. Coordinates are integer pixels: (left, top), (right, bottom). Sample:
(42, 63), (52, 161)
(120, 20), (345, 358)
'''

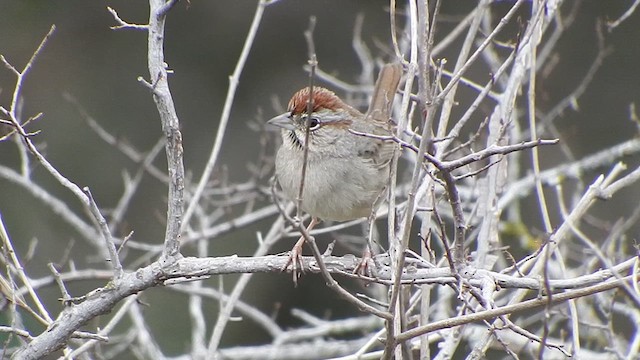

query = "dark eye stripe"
(288, 130), (304, 149)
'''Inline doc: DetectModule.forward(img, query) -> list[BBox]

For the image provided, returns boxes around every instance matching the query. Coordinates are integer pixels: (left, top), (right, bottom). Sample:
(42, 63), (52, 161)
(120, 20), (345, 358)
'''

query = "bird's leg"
(354, 211), (381, 277)
(354, 227), (376, 277)
(355, 186), (388, 277)
(354, 244), (375, 278)
(283, 217), (319, 285)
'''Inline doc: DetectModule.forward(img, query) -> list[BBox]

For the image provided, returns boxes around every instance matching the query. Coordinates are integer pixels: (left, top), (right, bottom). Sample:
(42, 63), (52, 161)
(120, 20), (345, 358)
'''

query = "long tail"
(366, 63), (402, 122)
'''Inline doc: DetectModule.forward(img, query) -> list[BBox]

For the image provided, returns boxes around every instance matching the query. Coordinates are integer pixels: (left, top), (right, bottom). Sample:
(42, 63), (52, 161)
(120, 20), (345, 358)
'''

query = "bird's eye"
(306, 116), (321, 131)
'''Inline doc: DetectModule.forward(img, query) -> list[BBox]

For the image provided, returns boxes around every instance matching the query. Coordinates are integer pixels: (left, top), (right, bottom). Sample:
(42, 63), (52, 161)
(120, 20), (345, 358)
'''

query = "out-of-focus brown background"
(1, 0), (639, 356)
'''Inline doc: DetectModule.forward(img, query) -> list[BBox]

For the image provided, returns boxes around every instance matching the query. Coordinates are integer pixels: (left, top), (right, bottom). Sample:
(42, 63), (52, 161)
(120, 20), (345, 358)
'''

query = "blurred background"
(1, 0), (639, 357)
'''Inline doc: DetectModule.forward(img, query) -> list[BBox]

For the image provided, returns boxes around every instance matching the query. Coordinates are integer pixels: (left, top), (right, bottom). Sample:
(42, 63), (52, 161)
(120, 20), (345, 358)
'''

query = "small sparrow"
(269, 63), (402, 281)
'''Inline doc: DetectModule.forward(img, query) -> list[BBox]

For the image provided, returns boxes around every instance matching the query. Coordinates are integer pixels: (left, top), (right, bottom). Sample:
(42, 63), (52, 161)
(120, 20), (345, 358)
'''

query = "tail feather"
(366, 63), (402, 123)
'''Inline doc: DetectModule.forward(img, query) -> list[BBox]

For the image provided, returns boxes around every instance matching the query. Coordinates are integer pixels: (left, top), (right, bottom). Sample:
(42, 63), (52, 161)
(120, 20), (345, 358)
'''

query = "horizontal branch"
(167, 254), (636, 292)
(348, 129), (558, 172)
(11, 249), (637, 358)
(396, 273), (638, 344)
(439, 138), (559, 171)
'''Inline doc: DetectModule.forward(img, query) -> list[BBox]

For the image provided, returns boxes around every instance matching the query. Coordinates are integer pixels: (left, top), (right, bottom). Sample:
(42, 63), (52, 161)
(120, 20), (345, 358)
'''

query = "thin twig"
(181, 0), (269, 232)
(107, 6), (149, 30)
(83, 187), (123, 279)
(297, 16), (317, 221)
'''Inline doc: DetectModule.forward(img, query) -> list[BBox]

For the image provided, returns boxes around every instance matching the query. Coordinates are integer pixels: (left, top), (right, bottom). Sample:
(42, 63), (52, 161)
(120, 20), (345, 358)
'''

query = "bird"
(268, 63), (402, 282)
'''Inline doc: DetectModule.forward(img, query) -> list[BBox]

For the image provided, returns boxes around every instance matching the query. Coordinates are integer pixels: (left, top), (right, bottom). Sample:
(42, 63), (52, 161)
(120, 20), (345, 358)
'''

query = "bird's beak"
(267, 113), (296, 131)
